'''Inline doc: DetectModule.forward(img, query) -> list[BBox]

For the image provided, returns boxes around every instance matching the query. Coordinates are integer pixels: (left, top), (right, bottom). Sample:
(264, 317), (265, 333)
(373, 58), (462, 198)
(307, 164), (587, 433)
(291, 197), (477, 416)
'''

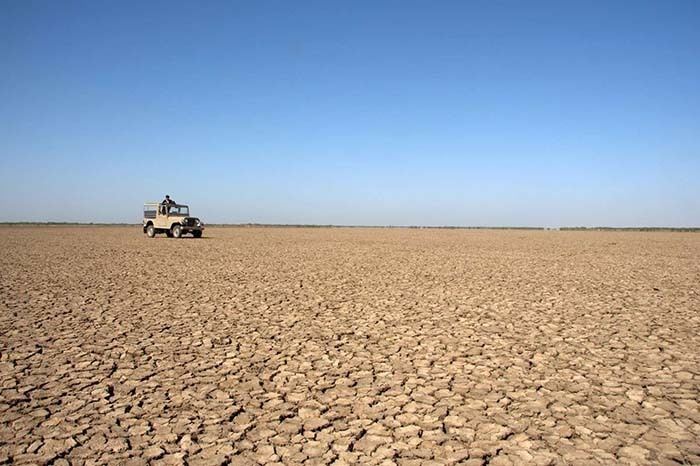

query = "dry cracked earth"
(1, 227), (699, 466)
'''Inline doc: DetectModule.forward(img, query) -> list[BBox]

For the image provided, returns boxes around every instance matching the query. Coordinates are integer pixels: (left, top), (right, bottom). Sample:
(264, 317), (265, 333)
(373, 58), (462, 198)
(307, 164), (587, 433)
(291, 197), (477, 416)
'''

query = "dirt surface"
(1, 227), (698, 465)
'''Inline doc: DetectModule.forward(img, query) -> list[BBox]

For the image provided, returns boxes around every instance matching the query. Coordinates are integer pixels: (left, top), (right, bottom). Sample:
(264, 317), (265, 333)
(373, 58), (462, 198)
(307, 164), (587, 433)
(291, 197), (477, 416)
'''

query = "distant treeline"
(190, 224), (700, 231)
(0, 222), (136, 227)
(559, 227), (700, 232)
(1, 222), (698, 232)
(209, 223), (545, 230)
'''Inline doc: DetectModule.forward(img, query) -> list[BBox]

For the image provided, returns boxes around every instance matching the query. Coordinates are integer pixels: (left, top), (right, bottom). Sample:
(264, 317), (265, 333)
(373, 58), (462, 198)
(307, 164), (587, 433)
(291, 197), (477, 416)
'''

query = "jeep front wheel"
(171, 224), (182, 238)
(146, 224), (156, 238)
(193, 230), (202, 238)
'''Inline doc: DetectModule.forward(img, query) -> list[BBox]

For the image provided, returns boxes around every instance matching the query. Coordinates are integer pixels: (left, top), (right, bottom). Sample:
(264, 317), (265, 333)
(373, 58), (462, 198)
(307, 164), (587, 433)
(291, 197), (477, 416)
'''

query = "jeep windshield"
(168, 205), (189, 216)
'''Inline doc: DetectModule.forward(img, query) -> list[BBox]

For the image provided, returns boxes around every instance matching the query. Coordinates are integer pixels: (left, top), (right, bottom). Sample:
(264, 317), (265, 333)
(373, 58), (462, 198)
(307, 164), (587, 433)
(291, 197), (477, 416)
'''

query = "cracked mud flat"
(1, 227), (699, 466)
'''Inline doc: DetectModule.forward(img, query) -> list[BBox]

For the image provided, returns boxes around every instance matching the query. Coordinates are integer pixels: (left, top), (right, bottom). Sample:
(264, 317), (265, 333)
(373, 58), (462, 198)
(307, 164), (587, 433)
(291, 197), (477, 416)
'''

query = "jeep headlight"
(196, 220), (201, 226)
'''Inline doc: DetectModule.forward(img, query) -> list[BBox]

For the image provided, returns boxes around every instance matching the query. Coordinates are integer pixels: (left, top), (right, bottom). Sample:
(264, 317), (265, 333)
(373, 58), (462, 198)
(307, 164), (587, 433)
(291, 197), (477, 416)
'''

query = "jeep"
(143, 202), (204, 238)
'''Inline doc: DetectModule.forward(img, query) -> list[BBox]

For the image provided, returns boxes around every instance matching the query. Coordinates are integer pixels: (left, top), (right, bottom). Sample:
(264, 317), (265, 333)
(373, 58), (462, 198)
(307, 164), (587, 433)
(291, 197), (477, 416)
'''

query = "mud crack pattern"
(1, 227), (699, 465)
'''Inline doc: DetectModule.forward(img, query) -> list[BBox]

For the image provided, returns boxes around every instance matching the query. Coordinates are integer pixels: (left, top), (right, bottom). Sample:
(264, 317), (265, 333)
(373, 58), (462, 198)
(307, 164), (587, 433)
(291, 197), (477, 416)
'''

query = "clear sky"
(1, 1), (699, 226)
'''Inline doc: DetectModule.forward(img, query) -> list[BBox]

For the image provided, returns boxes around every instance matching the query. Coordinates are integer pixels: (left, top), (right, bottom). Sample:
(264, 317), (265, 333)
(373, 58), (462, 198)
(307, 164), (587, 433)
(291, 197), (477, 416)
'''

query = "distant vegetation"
(560, 227), (700, 232)
(0, 222), (137, 227)
(212, 223), (546, 230)
(1, 222), (697, 231)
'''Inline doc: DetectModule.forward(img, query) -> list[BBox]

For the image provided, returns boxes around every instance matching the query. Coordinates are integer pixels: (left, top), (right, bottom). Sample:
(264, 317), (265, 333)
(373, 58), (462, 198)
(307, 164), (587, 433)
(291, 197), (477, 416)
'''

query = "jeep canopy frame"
(143, 202), (190, 217)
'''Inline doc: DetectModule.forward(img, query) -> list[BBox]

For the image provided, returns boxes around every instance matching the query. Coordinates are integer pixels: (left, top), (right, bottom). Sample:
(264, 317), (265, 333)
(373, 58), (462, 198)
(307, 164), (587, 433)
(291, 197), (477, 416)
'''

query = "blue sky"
(1, 1), (698, 226)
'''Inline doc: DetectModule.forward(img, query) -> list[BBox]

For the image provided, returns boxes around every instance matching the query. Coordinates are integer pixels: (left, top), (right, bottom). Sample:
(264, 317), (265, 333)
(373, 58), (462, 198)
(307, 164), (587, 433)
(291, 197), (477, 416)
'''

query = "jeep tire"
(146, 224), (156, 238)
(171, 224), (182, 238)
(193, 230), (202, 238)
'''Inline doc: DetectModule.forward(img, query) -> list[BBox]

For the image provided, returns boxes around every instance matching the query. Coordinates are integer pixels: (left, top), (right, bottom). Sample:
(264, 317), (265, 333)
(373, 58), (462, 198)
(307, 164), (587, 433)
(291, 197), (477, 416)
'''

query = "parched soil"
(1, 227), (698, 465)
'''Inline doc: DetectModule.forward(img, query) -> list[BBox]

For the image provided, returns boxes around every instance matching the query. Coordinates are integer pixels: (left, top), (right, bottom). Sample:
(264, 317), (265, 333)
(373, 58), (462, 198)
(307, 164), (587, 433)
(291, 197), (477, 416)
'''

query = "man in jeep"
(161, 195), (175, 214)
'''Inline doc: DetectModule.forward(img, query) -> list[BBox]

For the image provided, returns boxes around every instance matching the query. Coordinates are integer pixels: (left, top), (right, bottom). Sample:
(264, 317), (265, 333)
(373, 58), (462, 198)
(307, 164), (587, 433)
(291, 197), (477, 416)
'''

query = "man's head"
(165, 195), (170, 200)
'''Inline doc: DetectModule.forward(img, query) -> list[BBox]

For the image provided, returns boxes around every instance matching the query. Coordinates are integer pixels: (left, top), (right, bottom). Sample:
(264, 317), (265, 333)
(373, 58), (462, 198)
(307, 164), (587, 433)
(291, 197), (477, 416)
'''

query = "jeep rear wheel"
(171, 224), (182, 238)
(146, 224), (156, 238)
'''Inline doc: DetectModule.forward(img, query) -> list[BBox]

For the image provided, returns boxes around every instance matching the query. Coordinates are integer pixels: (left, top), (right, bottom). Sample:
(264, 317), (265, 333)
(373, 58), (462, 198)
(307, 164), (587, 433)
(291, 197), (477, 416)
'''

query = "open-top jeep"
(143, 202), (204, 238)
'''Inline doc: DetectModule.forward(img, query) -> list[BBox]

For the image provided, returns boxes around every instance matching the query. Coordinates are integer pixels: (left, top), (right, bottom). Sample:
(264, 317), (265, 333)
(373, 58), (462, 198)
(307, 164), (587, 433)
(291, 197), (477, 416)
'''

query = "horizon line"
(1, 222), (699, 232)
